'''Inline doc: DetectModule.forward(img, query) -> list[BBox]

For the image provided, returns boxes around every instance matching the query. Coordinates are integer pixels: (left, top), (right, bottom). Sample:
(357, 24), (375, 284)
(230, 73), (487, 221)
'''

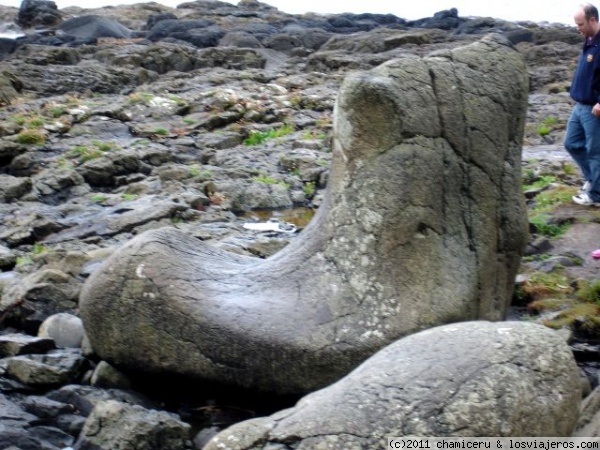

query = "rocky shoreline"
(0, 0), (599, 448)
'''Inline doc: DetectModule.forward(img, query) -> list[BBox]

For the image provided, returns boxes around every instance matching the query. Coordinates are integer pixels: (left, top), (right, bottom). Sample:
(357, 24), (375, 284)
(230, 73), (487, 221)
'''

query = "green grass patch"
(128, 92), (155, 104)
(303, 181), (316, 197)
(537, 115), (560, 136)
(254, 174), (279, 184)
(15, 129), (46, 145)
(527, 185), (576, 238)
(522, 175), (556, 191)
(153, 127), (169, 136)
(535, 185), (576, 208)
(32, 242), (47, 255)
(244, 124), (294, 146)
(15, 256), (33, 266)
(537, 124), (551, 136)
(541, 301), (600, 331)
(529, 213), (570, 238)
(577, 279), (600, 304)
(521, 271), (573, 299)
(90, 193), (107, 203)
(66, 140), (120, 163)
(47, 105), (66, 118)
(68, 145), (104, 162)
(253, 174), (290, 188)
(562, 162), (577, 176)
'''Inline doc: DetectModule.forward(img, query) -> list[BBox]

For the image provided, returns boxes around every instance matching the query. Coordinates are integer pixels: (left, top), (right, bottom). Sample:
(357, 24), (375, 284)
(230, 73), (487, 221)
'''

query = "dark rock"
(455, 16), (523, 35)
(41, 197), (188, 243)
(98, 40), (200, 73)
(0, 429), (58, 450)
(532, 255), (577, 272)
(0, 140), (28, 165)
(0, 392), (38, 429)
(21, 395), (77, 419)
(0, 174), (31, 203)
(74, 400), (190, 450)
(89, 361), (132, 389)
(30, 169), (89, 205)
(0, 377), (38, 394)
(47, 384), (158, 417)
(170, 26), (226, 48)
(327, 12), (405, 33)
(179, 0), (241, 11)
(232, 22), (280, 40)
(26, 426), (74, 449)
(59, 15), (132, 41)
(145, 12), (178, 31)
(383, 31), (432, 50)
(505, 28), (534, 45)
(0, 70), (23, 106)
(264, 27), (331, 53)
(13, 44), (81, 65)
(317, 28), (411, 54)
(531, 25), (582, 45)
(14, 32), (74, 49)
(219, 31), (263, 48)
(75, 150), (147, 187)
(17, 0), (61, 28)
(1, 269), (81, 333)
(0, 37), (17, 60)
(3, 349), (88, 388)
(10, 62), (158, 96)
(0, 246), (16, 270)
(0, 334), (56, 357)
(146, 18), (215, 41)
(196, 47), (267, 69)
(409, 8), (463, 30)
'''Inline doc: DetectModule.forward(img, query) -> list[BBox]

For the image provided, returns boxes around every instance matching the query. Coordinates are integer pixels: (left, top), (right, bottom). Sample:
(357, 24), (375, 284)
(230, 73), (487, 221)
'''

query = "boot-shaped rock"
(79, 34), (529, 395)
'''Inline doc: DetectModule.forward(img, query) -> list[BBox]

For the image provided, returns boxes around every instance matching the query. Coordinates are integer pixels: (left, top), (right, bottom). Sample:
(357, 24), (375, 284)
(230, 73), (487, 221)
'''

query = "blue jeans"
(564, 102), (600, 201)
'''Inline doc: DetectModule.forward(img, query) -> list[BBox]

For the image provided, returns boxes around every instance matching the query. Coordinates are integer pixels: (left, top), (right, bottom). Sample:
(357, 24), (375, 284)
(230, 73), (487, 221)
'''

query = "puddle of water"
(239, 207), (316, 229)
(522, 145), (569, 161)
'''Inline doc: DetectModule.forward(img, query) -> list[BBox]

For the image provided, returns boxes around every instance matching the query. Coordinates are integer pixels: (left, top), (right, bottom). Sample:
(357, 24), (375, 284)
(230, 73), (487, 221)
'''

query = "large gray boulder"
(79, 34), (530, 395)
(205, 321), (582, 449)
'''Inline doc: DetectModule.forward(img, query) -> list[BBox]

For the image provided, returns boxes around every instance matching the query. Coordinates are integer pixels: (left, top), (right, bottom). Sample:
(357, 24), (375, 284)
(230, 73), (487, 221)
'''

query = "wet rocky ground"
(0, 0), (598, 448)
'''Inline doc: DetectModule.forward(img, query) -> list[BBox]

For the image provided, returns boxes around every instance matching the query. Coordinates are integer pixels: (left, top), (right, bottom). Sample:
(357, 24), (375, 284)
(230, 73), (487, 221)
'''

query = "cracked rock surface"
(205, 321), (581, 449)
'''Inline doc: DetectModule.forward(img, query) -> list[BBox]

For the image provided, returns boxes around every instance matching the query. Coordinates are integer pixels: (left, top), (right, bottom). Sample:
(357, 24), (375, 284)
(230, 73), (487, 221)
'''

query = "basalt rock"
(74, 400), (191, 450)
(17, 0), (61, 29)
(0, 70), (22, 106)
(206, 321), (581, 449)
(58, 15), (133, 42)
(79, 34), (529, 395)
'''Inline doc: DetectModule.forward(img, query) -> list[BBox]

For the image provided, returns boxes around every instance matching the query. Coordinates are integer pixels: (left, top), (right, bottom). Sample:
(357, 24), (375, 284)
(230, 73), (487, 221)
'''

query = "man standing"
(565, 3), (600, 206)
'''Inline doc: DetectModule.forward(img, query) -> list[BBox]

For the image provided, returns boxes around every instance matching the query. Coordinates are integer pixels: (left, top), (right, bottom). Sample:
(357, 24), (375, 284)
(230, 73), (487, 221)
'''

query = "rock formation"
(79, 33), (530, 395)
(74, 400), (190, 450)
(206, 321), (581, 448)
(16, 0), (61, 29)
